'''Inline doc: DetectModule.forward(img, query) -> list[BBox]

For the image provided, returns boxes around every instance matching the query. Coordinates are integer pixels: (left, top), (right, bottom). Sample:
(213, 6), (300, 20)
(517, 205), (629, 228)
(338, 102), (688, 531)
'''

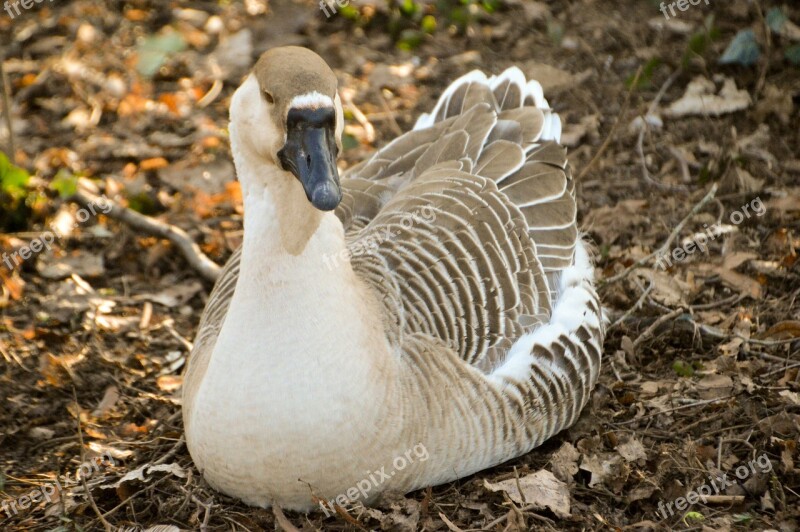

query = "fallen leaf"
(91, 385), (120, 419)
(696, 374), (734, 399)
(484, 469), (570, 518)
(135, 281), (203, 308)
(579, 453), (625, 490)
(101, 462), (185, 490)
(636, 270), (690, 307)
(779, 390), (800, 406)
(561, 114), (600, 147)
(156, 375), (183, 392)
(37, 251), (105, 280)
(719, 29), (761, 66)
(523, 62), (592, 95)
(617, 437), (647, 463)
(714, 267), (763, 299)
(666, 76), (751, 117)
(87, 441), (135, 461)
(584, 200), (649, 244)
(550, 442), (580, 482)
(757, 321), (800, 340)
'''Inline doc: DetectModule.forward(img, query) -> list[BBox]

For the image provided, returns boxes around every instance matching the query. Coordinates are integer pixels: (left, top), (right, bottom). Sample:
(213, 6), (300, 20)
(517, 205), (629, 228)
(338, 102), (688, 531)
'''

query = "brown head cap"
(253, 46), (337, 119)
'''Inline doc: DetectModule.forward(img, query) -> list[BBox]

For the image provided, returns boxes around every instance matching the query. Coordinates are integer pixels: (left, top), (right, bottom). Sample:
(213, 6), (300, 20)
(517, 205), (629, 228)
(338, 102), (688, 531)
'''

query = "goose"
(182, 46), (605, 512)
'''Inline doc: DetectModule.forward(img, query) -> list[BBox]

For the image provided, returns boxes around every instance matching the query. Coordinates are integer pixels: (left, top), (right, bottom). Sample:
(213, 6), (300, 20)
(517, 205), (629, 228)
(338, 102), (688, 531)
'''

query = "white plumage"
(182, 46), (604, 512)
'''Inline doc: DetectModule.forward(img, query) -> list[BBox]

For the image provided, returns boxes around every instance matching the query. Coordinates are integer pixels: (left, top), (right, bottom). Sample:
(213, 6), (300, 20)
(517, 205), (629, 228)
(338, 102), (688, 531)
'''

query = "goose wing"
(338, 69), (580, 371)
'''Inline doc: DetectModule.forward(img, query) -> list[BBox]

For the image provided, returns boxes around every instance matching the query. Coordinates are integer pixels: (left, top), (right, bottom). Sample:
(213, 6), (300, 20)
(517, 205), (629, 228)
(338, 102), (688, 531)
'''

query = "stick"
(703, 495), (746, 505)
(603, 182), (718, 284)
(0, 57), (15, 159)
(631, 307), (685, 352)
(754, 1), (770, 99)
(72, 387), (114, 532)
(577, 66), (642, 181)
(72, 190), (221, 282)
(637, 68), (687, 192)
(610, 280), (653, 329)
(272, 503), (301, 532)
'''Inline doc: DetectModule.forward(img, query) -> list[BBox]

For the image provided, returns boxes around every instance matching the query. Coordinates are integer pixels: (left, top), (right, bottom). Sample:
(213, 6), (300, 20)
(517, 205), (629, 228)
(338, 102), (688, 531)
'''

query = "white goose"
(182, 46), (604, 512)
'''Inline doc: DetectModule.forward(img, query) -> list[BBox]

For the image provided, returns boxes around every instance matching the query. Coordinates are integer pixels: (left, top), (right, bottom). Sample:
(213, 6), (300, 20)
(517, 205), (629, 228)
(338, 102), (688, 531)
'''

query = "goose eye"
(264, 91), (274, 104)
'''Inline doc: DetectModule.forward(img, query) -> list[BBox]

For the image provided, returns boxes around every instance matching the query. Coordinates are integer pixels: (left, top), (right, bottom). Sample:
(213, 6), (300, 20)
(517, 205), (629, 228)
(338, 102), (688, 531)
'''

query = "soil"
(1, 0), (799, 530)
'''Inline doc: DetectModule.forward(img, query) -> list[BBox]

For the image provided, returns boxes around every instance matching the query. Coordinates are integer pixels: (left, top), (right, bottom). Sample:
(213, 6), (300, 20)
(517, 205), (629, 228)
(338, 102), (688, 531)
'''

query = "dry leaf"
(579, 453), (626, 490)
(636, 270), (690, 307)
(135, 281), (203, 308)
(101, 462), (186, 490)
(92, 385), (120, 419)
(756, 320), (800, 340)
(696, 374), (734, 399)
(617, 437), (647, 463)
(550, 442), (580, 482)
(523, 62), (591, 94)
(37, 251), (105, 280)
(666, 76), (751, 117)
(156, 375), (183, 392)
(484, 470), (570, 518)
(714, 267), (763, 299)
(584, 200), (649, 244)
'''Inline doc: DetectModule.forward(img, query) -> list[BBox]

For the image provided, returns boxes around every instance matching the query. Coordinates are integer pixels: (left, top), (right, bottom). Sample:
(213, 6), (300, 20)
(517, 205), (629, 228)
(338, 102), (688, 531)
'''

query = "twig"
(440, 512), (466, 532)
(0, 340), (25, 367)
(481, 502), (556, 530)
(377, 90), (403, 137)
(632, 307), (685, 352)
(704, 495), (746, 505)
(72, 387), (113, 532)
(689, 293), (744, 310)
(694, 322), (800, 347)
(72, 190), (221, 282)
(512, 466), (526, 504)
(344, 101), (375, 143)
(577, 66), (642, 181)
(191, 494), (213, 531)
(603, 182), (718, 284)
(754, 1), (771, 98)
(611, 395), (734, 426)
(762, 360), (800, 378)
(272, 503), (301, 532)
(153, 435), (185, 466)
(636, 68), (687, 192)
(0, 57), (15, 159)
(610, 281), (653, 329)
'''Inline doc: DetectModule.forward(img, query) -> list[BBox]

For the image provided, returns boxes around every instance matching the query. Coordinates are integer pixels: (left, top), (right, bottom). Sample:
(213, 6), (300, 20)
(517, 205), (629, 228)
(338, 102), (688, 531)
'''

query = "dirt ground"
(1, 0), (799, 530)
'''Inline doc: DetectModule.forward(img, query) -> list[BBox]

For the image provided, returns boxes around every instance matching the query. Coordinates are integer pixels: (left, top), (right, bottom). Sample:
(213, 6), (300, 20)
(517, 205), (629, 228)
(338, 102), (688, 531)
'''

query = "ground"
(0, 0), (799, 531)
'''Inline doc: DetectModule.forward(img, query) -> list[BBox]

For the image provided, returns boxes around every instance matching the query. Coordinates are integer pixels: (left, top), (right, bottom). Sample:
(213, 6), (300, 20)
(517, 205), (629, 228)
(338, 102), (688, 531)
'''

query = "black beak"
(277, 107), (341, 211)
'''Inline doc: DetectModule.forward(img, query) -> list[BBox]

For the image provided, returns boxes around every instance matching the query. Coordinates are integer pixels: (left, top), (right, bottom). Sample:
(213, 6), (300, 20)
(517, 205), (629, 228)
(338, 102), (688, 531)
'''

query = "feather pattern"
(184, 61), (604, 511)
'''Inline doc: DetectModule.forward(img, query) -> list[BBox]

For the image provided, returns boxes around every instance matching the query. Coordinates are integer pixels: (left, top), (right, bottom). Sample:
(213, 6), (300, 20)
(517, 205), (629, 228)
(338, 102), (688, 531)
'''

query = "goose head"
(229, 46), (344, 211)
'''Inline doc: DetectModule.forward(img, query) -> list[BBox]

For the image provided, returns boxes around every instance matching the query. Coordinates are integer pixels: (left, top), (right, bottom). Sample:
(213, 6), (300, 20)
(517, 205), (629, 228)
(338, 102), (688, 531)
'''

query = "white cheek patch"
(290, 91), (334, 109)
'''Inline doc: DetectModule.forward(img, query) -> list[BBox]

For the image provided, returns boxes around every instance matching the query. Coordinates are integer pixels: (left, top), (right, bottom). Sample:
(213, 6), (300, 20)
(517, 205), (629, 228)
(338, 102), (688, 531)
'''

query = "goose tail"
(489, 238), (606, 447)
(413, 66), (562, 143)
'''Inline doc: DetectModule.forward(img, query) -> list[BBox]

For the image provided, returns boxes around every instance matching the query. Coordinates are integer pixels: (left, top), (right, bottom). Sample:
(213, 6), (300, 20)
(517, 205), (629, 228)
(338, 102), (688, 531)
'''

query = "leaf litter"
(0, 0), (798, 531)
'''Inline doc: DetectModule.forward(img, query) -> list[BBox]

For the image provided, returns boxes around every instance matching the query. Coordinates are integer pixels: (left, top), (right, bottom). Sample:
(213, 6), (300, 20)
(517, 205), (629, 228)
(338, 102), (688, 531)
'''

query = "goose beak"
(278, 108), (342, 211)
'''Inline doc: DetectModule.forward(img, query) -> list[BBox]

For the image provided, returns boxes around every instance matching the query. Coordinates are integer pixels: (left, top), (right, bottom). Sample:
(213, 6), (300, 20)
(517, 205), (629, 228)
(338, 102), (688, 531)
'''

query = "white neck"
(188, 138), (402, 504)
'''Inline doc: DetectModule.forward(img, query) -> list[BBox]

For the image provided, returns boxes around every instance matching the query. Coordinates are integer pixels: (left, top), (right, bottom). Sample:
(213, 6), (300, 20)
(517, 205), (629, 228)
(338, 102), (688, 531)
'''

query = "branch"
(72, 190), (221, 282)
(603, 182), (718, 284)
(1, 57), (15, 158)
